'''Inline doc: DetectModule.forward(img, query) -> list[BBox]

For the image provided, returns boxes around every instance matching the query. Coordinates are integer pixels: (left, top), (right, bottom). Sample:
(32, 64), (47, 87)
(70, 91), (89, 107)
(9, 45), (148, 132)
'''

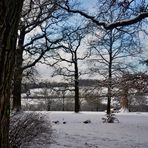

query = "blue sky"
(36, 0), (148, 81)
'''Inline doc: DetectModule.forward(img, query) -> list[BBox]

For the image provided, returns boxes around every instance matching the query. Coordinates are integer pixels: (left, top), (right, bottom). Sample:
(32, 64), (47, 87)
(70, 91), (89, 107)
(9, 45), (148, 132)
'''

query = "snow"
(29, 112), (148, 148)
(119, 107), (129, 113)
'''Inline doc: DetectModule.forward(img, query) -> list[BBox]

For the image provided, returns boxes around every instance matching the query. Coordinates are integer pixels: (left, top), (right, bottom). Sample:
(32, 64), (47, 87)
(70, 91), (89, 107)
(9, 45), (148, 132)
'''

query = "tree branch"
(60, 3), (148, 29)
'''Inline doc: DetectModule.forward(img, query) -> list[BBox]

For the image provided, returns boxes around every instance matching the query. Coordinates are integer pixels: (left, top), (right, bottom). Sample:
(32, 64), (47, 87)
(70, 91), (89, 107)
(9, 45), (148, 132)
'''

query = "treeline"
(22, 72), (148, 94)
(22, 79), (100, 93)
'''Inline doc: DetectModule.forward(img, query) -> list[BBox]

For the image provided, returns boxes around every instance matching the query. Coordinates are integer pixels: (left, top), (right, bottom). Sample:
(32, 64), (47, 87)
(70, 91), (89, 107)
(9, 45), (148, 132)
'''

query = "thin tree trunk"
(107, 30), (113, 115)
(0, 0), (24, 147)
(107, 87), (111, 114)
(62, 93), (65, 111)
(74, 53), (80, 113)
(107, 66), (112, 114)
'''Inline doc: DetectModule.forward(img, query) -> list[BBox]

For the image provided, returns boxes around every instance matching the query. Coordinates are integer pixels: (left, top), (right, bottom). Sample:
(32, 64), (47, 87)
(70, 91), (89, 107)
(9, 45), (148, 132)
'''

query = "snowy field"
(31, 112), (148, 148)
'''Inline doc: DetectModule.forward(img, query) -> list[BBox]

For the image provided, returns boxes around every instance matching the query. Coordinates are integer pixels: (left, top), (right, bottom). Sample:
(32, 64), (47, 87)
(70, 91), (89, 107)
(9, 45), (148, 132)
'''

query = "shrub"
(102, 113), (119, 123)
(9, 112), (52, 148)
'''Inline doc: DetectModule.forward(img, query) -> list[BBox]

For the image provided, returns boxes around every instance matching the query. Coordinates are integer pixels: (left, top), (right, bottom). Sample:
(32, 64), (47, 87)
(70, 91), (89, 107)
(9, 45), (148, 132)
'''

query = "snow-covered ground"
(31, 112), (148, 148)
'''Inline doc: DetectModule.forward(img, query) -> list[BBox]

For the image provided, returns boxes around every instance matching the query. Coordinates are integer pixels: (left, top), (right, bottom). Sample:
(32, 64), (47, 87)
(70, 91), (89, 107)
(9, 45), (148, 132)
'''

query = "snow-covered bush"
(9, 112), (52, 147)
(102, 114), (119, 123)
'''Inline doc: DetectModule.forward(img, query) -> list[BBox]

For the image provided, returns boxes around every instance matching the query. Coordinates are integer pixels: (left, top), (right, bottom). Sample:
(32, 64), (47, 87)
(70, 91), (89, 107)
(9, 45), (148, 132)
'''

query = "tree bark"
(0, 0), (24, 147)
(107, 30), (113, 115)
(74, 52), (80, 113)
(107, 65), (112, 114)
(120, 96), (129, 112)
(120, 87), (129, 112)
(12, 29), (25, 111)
(62, 93), (65, 111)
(12, 66), (23, 111)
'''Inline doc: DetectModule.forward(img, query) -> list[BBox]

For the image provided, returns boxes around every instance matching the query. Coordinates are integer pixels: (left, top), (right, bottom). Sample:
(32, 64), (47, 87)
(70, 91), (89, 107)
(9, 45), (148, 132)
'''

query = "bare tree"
(43, 0), (148, 115)
(49, 26), (90, 112)
(0, 0), (24, 147)
(12, 0), (66, 111)
(86, 0), (142, 114)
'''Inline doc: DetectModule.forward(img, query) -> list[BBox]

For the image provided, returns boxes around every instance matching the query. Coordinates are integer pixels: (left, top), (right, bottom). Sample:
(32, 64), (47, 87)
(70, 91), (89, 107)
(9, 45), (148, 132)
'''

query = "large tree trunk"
(0, 0), (24, 147)
(12, 29), (25, 111)
(12, 67), (23, 111)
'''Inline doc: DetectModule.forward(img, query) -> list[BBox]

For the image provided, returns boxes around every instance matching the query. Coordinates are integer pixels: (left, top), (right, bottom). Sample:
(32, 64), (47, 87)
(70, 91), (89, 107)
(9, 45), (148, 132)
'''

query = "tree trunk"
(0, 0), (24, 147)
(120, 73), (129, 112)
(120, 96), (129, 112)
(12, 68), (23, 111)
(107, 88), (111, 114)
(12, 29), (25, 111)
(74, 53), (80, 113)
(107, 72), (112, 114)
(107, 30), (113, 115)
(120, 87), (129, 112)
(62, 93), (65, 111)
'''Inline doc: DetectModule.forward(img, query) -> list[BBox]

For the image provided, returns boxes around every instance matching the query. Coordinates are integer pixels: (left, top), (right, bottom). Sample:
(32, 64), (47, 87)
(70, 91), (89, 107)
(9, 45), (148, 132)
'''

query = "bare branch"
(60, 2), (148, 29)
